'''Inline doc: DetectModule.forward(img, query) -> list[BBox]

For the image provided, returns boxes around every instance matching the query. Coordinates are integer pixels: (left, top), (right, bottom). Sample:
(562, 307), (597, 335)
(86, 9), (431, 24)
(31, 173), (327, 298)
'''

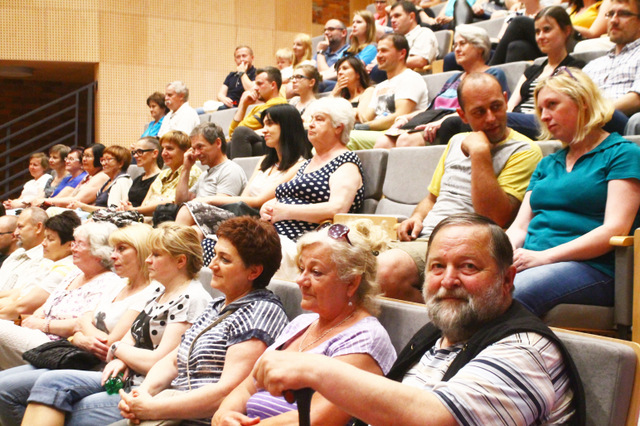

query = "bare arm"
(406, 55), (429, 70)
(513, 178), (640, 271)
(574, 0), (611, 39)
(73, 309), (141, 360)
(465, 132), (521, 226)
(252, 352), (456, 426)
(364, 99), (418, 131)
(614, 92), (640, 117)
(175, 150), (197, 204)
(260, 162), (363, 224)
(357, 87), (377, 123)
(120, 339), (269, 421)
(112, 322), (191, 375)
(507, 75), (526, 112)
(397, 192), (437, 241)
(505, 191), (533, 249)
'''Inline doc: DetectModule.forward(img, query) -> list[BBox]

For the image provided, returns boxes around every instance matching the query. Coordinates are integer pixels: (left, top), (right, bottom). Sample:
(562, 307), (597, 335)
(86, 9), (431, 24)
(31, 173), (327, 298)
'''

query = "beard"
(424, 277), (506, 344)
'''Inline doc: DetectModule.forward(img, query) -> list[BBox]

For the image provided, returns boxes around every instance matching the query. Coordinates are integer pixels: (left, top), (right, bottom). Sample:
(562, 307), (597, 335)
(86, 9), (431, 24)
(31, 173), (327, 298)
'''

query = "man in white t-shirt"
(348, 34), (429, 150)
(390, 1), (438, 69)
(157, 81), (200, 137)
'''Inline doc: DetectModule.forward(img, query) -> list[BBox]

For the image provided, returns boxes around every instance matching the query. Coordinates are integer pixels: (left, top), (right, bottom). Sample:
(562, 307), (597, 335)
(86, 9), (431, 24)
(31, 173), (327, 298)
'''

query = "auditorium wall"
(0, 0), (313, 145)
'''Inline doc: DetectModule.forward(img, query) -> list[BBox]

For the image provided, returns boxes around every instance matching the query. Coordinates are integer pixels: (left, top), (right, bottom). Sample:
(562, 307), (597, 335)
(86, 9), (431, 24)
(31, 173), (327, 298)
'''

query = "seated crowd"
(0, 0), (638, 423)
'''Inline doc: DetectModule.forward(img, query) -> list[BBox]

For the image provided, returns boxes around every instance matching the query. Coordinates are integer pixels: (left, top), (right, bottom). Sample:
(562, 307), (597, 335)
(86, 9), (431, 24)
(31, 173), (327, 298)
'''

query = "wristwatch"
(238, 71), (245, 77)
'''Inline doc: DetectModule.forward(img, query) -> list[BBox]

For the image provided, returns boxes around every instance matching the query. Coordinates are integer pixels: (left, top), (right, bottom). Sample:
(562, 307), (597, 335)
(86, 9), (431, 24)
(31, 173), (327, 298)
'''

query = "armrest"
(611, 236), (634, 247)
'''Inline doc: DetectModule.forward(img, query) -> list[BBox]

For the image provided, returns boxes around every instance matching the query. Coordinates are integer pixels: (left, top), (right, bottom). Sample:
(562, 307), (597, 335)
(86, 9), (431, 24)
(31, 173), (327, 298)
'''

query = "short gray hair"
(190, 122), (227, 154)
(74, 222), (117, 269)
(167, 81), (189, 101)
(306, 97), (355, 145)
(455, 25), (491, 63)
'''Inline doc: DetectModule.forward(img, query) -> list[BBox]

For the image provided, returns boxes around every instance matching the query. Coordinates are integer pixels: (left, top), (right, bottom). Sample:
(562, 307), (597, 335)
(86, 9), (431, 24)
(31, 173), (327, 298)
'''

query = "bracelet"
(316, 50), (324, 56)
(109, 342), (121, 359)
(44, 318), (51, 334)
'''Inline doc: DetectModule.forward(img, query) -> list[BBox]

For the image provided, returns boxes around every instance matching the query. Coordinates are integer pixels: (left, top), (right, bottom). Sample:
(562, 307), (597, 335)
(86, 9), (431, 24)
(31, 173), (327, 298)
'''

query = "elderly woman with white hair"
(260, 97), (365, 242)
(0, 221), (121, 370)
(212, 221), (396, 426)
(375, 25), (510, 148)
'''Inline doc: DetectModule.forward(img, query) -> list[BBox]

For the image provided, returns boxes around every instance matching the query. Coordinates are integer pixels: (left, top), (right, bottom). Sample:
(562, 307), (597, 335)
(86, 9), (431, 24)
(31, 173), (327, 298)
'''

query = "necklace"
(298, 311), (356, 352)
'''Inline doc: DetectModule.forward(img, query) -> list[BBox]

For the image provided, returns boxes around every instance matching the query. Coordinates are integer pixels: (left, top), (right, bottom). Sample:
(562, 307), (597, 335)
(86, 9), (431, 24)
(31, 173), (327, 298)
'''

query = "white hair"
(306, 97), (355, 145)
(74, 221), (117, 268)
(455, 25), (491, 63)
(167, 80), (189, 101)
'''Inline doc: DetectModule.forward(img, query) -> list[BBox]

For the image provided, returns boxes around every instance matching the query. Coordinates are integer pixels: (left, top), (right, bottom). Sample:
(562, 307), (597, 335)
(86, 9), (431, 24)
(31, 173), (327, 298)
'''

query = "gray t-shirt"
(189, 159), (247, 198)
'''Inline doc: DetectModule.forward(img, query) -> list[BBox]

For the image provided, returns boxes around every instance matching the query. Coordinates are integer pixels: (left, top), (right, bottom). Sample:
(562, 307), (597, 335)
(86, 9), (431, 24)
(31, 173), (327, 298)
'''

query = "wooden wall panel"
(0, 0), (314, 145)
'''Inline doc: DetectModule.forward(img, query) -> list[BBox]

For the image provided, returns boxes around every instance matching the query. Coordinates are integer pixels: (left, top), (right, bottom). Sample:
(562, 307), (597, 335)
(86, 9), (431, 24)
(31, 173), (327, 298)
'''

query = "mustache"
(429, 287), (469, 302)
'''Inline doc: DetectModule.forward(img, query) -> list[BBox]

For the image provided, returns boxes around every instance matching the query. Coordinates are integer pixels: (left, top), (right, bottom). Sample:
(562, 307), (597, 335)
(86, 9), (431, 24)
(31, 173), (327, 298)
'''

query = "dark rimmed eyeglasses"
(132, 148), (155, 156)
(315, 222), (352, 245)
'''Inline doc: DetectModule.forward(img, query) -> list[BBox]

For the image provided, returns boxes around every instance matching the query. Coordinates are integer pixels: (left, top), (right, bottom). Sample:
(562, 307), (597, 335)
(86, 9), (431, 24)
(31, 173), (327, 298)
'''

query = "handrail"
(0, 82), (96, 200)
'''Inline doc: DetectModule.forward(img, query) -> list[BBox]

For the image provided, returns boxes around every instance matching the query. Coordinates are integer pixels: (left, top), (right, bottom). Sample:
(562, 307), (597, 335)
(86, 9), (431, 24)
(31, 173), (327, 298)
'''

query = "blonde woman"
(346, 10), (378, 65)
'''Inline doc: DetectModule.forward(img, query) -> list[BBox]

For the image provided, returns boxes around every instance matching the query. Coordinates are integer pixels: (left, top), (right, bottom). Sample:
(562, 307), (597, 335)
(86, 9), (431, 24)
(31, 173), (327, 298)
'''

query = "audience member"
(122, 137), (162, 209)
(38, 144), (110, 208)
(0, 207), (49, 293)
(292, 33), (315, 69)
(0, 221), (120, 370)
(217, 46), (257, 110)
(275, 47), (294, 82)
(349, 34), (429, 150)
(42, 148), (87, 201)
(212, 221), (396, 426)
(346, 10), (379, 65)
(44, 144), (71, 198)
(0, 211), (79, 322)
(289, 64), (321, 125)
(331, 55), (372, 111)
(157, 81), (200, 137)
(17, 223), (211, 424)
(228, 67), (288, 158)
(0, 216), (18, 267)
(376, 25), (508, 148)
(141, 92), (169, 138)
(3, 153), (52, 210)
(260, 97), (364, 244)
(114, 217), (289, 425)
(390, 1), (438, 69)
(69, 146), (132, 212)
(176, 104), (312, 238)
(175, 122), (247, 230)
(374, 0), (391, 26)
(246, 214), (585, 426)
(584, 0), (640, 132)
(121, 131), (202, 216)
(0, 222), (157, 426)
(316, 19), (350, 81)
(507, 67), (640, 315)
(376, 73), (541, 302)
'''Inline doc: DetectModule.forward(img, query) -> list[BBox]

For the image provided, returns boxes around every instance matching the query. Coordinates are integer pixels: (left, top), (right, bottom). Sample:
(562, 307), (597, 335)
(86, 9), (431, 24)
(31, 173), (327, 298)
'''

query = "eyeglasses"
(100, 157), (116, 164)
(551, 66), (577, 81)
(0, 232), (13, 236)
(324, 26), (344, 32)
(66, 157), (81, 162)
(132, 148), (154, 156)
(604, 9), (639, 18)
(290, 75), (311, 82)
(316, 222), (352, 245)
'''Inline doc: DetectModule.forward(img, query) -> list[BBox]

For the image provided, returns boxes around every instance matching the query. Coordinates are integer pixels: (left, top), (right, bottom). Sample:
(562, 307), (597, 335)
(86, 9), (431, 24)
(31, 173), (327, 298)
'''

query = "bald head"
(0, 216), (18, 255)
(456, 73), (509, 143)
(457, 73), (503, 111)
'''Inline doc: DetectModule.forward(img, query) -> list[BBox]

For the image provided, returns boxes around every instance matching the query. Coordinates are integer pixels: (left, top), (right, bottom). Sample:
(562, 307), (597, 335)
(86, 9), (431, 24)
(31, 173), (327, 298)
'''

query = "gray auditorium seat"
(354, 149), (389, 213)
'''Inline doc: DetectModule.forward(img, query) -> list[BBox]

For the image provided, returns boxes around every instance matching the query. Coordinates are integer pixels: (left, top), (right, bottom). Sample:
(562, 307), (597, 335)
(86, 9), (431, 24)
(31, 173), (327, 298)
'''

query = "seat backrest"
(624, 134), (640, 146)
(424, 70), (460, 104)
(553, 329), (640, 425)
(199, 113), (211, 124)
(127, 164), (144, 180)
(536, 140), (563, 157)
(377, 297), (429, 353)
(354, 149), (389, 213)
(377, 145), (446, 218)
(232, 156), (261, 180)
(491, 60), (530, 96)
(209, 107), (238, 137)
(267, 279), (310, 320)
(571, 49), (608, 65)
(433, 30), (454, 60)
(467, 16), (506, 39)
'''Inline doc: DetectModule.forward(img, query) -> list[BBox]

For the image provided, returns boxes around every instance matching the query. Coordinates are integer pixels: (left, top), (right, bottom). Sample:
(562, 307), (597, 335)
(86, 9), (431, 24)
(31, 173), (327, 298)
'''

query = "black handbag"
(152, 203), (181, 227)
(22, 339), (102, 370)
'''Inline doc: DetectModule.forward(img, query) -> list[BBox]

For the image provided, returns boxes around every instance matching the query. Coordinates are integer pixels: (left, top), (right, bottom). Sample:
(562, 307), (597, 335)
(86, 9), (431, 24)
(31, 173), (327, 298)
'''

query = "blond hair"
(109, 223), (154, 281)
(534, 67), (613, 142)
(148, 223), (203, 279)
(293, 33), (313, 67)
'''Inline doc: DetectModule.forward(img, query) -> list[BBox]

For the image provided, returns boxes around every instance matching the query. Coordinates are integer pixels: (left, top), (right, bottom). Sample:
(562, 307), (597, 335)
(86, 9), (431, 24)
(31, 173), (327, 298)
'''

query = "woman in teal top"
(506, 67), (640, 316)
(345, 10), (378, 65)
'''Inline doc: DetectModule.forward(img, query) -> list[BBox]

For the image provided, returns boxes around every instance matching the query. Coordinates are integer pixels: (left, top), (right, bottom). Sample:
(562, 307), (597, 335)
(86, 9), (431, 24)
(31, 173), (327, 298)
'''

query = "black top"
(223, 66), (257, 106)
(128, 173), (159, 207)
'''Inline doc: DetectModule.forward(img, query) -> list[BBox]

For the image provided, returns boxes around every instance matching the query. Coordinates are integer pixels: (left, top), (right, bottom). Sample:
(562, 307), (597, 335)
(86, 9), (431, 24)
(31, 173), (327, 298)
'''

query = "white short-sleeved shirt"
(368, 68), (429, 120)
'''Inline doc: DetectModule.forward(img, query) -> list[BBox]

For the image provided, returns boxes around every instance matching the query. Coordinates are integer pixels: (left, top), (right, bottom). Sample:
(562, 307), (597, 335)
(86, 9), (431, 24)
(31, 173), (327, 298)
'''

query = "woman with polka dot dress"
(15, 224), (212, 425)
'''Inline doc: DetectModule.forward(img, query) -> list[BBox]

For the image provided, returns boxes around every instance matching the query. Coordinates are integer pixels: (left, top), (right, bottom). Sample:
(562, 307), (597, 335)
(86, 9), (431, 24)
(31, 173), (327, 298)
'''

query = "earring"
(348, 300), (353, 307)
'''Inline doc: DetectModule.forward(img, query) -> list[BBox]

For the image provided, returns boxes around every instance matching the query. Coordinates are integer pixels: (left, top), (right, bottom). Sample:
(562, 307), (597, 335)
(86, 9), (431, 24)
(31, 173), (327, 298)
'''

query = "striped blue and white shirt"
(171, 289), (288, 425)
(402, 332), (575, 425)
